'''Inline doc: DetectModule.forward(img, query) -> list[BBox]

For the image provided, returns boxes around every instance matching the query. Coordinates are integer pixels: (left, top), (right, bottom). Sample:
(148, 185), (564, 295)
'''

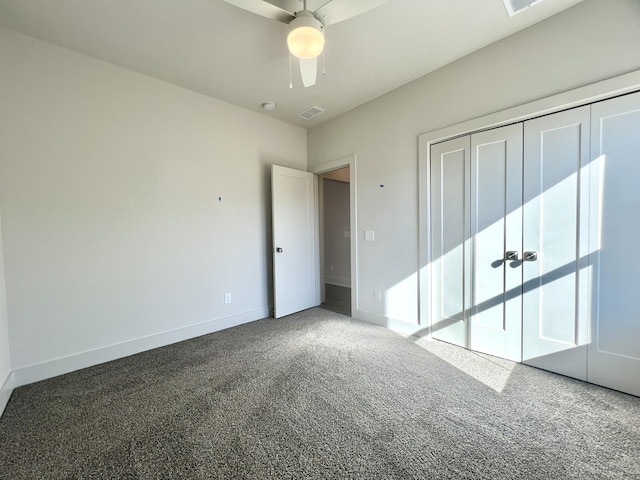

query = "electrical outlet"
(224, 293), (232, 304)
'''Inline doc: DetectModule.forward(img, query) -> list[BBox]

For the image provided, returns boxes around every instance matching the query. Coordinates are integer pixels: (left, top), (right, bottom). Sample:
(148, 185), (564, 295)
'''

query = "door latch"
(505, 251), (519, 261)
(523, 251), (538, 262)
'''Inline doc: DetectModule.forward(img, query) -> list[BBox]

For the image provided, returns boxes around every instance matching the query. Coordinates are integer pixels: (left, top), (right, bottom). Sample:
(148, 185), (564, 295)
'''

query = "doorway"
(319, 167), (351, 316)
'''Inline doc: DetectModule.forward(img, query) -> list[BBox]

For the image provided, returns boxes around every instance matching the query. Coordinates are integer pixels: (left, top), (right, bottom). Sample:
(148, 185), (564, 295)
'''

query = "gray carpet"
(0, 307), (639, 479)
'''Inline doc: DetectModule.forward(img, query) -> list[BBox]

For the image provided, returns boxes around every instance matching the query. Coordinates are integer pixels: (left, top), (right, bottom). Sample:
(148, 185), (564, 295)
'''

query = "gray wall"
(0, 27), (306, 383)
(308, 0), (640, 327)
(323, 179), (350, 287)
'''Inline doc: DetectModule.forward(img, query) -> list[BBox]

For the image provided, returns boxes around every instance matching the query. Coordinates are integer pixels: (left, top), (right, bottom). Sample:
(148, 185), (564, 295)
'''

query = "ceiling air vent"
(298, 106), (325, 120)
(503, 0), (543, 16)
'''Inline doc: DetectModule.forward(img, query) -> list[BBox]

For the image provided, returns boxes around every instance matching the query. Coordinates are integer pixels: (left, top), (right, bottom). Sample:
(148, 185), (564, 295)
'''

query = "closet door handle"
(505, 251), (519, 261)
(523, 251), (538, 262)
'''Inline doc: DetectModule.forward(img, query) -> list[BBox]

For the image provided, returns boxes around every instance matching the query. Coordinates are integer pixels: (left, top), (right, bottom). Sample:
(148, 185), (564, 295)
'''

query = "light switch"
(365, 230), (375, 241)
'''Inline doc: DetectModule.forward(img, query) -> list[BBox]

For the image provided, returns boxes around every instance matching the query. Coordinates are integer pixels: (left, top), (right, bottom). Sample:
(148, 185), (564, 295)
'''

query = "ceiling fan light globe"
(287, 11), (324, 59)
(287, 26), (324, 59)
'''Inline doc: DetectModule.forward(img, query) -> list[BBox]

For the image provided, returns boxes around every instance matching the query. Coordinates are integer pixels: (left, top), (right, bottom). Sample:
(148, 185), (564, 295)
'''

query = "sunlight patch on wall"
(385, 272), (417, 323)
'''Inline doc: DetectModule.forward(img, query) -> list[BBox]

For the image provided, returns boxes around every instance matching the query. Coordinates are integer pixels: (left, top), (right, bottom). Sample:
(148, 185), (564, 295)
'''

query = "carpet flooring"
(1, 307), (639, 479)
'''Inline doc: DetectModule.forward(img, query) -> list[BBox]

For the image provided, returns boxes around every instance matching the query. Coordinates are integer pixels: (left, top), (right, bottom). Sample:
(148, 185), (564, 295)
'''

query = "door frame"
(311, 155), (358, 316)
(418, 69), (640, 334)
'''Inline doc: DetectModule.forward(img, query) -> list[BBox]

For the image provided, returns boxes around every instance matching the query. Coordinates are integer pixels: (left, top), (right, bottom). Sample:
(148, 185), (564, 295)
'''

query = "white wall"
(308, 0), (640, 327)
(0, 27), (306, 384)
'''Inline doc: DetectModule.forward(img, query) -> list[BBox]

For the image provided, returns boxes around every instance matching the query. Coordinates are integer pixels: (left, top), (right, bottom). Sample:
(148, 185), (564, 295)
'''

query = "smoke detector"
(262, 101), (277, 111)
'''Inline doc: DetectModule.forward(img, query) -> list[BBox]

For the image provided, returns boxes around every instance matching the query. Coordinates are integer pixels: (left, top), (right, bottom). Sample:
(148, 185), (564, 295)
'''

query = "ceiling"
(0, 0), (585, 128)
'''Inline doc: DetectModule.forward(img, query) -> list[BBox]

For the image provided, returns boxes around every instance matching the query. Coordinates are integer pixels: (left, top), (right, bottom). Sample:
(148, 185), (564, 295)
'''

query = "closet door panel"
(522, 106), (590, 380)
(430, 136), (471, 348)
(470, 124), (523, 362)
(589, 91), (640, 397)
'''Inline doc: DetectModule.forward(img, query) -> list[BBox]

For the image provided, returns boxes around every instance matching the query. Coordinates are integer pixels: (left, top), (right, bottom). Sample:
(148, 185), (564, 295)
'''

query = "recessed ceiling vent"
(298, 106), (325, 120)
(503, 0), (543, 16)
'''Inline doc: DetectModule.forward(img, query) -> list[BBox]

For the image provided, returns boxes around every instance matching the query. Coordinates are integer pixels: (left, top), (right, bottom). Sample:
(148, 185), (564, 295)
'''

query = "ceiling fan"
(222, 0), (389, 87)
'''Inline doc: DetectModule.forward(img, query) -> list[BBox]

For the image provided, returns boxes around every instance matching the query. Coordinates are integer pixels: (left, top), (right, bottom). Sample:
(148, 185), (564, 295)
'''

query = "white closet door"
(430, 136), (471, 348)
(589, 92), (640, 397)
(470, 124), (523, 362)
(522, 106), (590, 380)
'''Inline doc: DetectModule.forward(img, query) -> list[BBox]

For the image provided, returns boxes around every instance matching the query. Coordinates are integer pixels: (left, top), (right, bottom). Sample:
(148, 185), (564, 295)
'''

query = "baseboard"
(354, 309), (424, 336)
(0, 370), (14, 418)
(324, 276), (351, 288)
(12, 307), (269, 388)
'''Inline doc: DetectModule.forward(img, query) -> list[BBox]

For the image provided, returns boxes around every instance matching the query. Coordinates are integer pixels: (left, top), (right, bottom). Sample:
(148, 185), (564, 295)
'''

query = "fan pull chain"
(322, 46), (326, 76)
(289, 52), (293, 89)
(321, 26), (326, 77)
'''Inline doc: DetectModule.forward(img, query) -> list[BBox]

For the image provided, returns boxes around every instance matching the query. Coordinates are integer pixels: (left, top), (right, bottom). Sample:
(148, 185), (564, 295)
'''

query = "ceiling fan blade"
(314, 0), (389, 25)
(223, 0), (389, 25)
(299, 57), (318, 88)
(222, 0), (296, 23)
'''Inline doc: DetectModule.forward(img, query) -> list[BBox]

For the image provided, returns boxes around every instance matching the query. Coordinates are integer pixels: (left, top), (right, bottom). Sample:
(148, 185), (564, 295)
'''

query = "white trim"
(12, 307), (268, 388)
(318, 175), (326, 302)
(421, 70), (640, 147)
(418, 130), (430, 330)
(310, 155), (358, 316)
(313, 174), (321, 307)
(0, 370), (14, 418)
(356, 309), (426, 337)
(418, 69), (640, 337)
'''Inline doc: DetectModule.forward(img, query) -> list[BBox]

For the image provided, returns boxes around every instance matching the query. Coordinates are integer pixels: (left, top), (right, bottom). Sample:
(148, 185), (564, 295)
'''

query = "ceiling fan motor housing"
(287, 10), (325, 59)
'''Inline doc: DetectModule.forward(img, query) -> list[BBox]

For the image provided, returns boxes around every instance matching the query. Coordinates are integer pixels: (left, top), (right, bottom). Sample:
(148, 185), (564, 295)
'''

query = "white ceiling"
(0, 0), (585, 128)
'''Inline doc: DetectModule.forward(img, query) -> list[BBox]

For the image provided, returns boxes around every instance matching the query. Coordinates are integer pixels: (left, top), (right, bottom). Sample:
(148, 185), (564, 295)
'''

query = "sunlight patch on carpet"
(414, 337), (517, 393)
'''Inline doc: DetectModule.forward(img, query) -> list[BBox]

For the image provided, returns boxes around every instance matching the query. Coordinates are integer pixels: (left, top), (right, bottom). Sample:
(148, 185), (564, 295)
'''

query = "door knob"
(523, 251), (538, 261)
(276, 247), (283, 253)
(505, 251), (519, 261)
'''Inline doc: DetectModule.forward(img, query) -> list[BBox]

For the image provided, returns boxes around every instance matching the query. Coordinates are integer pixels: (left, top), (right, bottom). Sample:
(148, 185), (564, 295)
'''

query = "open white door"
(272, 165), (319, 318)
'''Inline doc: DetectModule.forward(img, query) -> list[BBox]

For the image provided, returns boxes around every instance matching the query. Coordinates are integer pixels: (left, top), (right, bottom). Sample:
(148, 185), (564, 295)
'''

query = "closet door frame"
(419, 70), (640, 332)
